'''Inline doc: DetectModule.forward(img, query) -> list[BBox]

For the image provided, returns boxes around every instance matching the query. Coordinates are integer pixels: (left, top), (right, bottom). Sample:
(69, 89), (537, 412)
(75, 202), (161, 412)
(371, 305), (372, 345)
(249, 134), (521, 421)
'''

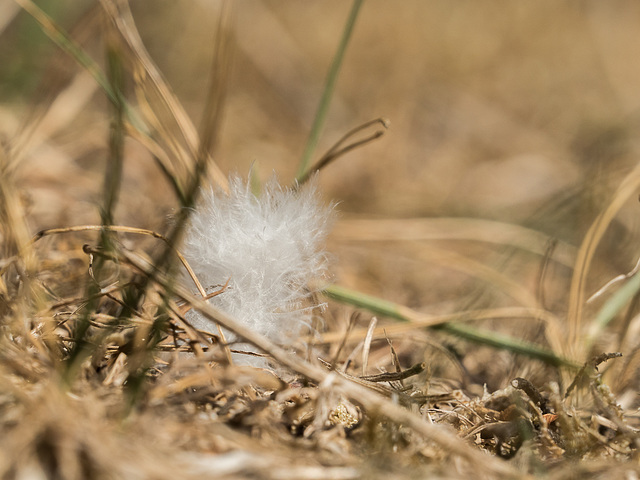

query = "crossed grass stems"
(3, 0), (640, 475)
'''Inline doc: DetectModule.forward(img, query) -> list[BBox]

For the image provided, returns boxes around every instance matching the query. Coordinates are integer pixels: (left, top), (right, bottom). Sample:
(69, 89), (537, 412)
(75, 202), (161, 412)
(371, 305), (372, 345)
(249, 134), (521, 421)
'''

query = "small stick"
(360, 361), (426, 383)
(588, 255), (640, 303)
(362, 316), (377, 375)
(328, 311), (359, 369)
(511, 377), (548, 413)
(564, 352), (623, 399)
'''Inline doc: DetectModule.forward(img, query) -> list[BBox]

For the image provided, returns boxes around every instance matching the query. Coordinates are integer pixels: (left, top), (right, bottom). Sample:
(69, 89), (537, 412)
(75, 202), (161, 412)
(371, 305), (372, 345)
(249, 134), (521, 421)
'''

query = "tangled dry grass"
(3, 1), (640, 479)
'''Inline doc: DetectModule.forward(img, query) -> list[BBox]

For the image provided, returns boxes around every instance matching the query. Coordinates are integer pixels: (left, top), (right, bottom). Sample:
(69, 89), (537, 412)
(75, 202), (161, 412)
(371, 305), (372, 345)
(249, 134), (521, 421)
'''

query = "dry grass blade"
(536, 238), (558, 308)
(328, 311), (358, 368)
(99, 0), (228, 193)
(587, 254), (640, 304)
(31, 223), (234, 363)
(196, 0), (232, 178)
(566, 162), (640, 360)
(120, 247), (521, 478)
(0, 153), (37, 310)
(361, 316), (376, 375)
(32, 225), (205, 296)
(102, 26), (125, 228)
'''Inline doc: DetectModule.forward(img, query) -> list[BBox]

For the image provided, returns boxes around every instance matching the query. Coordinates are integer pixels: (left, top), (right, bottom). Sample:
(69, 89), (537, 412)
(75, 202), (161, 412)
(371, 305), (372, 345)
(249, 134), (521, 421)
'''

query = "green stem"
(588, 270), (640, 351)
(296, 0), (364, 181)
(18, 0), (144, 129)
(102, 36), (125, 229)
(323, 284), (579, 369)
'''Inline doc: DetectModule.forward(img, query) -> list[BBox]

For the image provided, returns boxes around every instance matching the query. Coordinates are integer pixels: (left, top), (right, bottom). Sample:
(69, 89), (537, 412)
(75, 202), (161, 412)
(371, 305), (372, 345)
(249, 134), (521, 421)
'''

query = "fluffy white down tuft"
(182, 176), (333, 359)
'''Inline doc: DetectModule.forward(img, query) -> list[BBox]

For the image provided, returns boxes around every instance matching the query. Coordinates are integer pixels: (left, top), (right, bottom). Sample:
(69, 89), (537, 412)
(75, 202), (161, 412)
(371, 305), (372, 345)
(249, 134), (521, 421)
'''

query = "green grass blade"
(17, 0), (145, 130)
(17, 0), (116, 103)
(295, 0), (364, 181)
(438, 323), (577, 368)
(587, 270), (640, 351)
(323, 284), (579, 368)
(324, 283), (408, 320)
(102, 34), (125, 229)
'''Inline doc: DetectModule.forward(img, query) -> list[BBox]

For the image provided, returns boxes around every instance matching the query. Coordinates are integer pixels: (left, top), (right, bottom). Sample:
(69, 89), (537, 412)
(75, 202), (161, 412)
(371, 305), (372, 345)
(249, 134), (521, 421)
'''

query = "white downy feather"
(182, 175), (333, 364)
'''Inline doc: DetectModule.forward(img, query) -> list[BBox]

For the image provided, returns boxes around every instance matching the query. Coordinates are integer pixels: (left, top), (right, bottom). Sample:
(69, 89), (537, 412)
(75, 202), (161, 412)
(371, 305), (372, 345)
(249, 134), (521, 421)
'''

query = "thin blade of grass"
(440, 322), (577, 368)
(196, 0), (232, 184)
(15, 0), (118, 104)
(362, 316), (376, 375)
(323, 284), (578, 368)
(102, 26), (125, 228)
(567, 162), (640, 359)
(314, 305), (566, 358)
(14, 0), (185, 202)
(99, 0), (229, 193)
(587, 269), (640, 351)
(188, 0), (234, 364)
(295, 0), (364, 181)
